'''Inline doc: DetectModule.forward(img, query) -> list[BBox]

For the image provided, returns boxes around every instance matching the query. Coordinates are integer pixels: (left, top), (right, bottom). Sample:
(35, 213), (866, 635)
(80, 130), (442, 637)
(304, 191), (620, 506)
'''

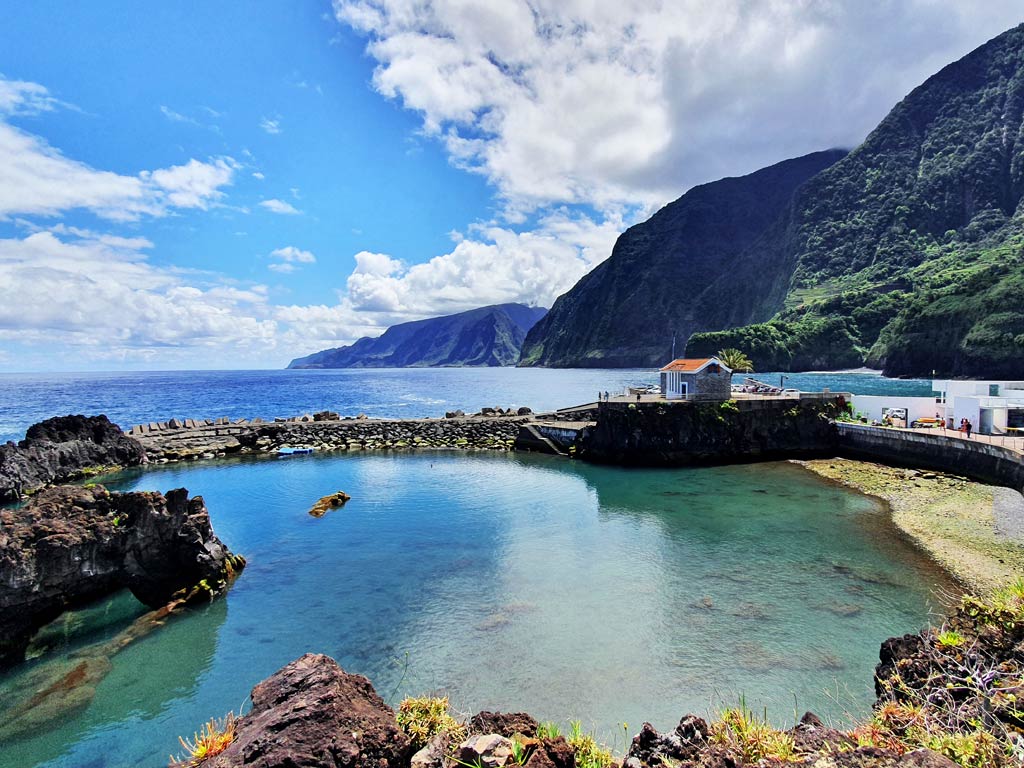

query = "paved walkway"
(901, 426), (1024, 456)
(993, 487), (1024, 543)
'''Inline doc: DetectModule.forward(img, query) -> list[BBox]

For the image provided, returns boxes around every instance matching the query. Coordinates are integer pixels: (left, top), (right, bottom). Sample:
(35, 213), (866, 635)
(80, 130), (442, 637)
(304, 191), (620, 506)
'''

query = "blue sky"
(1, 1), (1022, 370)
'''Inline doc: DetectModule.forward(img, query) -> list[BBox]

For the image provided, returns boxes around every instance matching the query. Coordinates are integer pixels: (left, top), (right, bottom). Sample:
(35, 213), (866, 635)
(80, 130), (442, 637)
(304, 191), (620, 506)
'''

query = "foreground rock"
(0, 414), (146, 502)
(198, 653), (411, 767)
(0, 484), (244, 667)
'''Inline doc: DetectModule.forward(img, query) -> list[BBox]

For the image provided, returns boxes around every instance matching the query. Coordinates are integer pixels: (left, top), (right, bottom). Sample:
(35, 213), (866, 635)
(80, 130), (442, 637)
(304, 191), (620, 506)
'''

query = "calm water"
(0, 368), (931, 442)
(0, 451), (955, 768)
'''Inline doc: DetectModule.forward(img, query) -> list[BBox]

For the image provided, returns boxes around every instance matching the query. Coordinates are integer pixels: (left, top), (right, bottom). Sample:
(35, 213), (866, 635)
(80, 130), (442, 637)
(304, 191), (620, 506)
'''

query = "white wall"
(850, 395), (938, 424)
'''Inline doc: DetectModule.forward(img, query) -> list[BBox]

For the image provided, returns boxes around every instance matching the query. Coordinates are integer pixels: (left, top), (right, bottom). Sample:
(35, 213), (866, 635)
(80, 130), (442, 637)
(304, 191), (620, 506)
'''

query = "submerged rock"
(198, 653), (411, 767)
(309, 491), (352, 517)
(0, 484), (244, 667)
(0, 414), (146, 502)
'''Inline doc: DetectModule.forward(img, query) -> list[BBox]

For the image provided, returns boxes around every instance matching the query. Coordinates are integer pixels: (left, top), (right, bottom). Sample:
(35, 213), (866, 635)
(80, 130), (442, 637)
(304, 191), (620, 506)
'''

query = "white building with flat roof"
(850, 380), (1024, 434)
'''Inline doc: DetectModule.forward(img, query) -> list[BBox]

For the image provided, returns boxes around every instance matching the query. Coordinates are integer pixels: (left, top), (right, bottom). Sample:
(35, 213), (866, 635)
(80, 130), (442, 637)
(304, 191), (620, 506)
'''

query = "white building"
(850, 380), (1024, 435)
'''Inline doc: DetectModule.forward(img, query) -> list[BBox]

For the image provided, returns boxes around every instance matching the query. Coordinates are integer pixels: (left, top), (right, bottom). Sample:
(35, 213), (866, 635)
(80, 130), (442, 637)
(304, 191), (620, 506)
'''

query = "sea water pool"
(0, 451), (955, 768)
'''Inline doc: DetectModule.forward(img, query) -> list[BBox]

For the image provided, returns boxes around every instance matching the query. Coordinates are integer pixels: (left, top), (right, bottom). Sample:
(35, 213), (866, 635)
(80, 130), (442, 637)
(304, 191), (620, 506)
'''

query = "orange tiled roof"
(660, 357), (725, 372)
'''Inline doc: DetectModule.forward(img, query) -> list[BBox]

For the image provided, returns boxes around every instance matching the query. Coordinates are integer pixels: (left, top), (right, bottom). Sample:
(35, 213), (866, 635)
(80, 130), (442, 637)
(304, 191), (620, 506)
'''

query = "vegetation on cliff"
(526, 23), (1024, 377)
(288, 303), (547, 369)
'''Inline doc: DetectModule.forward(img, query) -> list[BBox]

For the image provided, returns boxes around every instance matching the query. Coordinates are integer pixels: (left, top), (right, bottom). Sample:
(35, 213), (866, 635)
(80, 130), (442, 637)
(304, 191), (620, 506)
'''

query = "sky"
(0, 1), (1021, 371)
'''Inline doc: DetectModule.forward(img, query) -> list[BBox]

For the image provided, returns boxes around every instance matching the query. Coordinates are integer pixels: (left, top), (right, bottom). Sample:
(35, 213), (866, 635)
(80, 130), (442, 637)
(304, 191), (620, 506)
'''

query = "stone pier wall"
(837, 422), (1024, 492)
(134, 415), (532, 463)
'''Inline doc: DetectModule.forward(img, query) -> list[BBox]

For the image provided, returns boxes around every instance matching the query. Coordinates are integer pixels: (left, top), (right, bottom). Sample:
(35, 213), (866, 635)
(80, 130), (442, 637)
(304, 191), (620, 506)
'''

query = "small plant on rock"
(709, 702), (798, 763)
(395, 695), (466, 750)
(169, 712), (236, 767)
(536, 721), (562, 740)
(567, 720), (614, 768)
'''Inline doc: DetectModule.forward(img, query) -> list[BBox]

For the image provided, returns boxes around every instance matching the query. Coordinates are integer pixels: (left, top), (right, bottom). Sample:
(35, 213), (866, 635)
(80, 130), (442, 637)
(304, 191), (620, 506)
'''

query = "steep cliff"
(289, 303), (547, 368)
(518, 150), (846, 368)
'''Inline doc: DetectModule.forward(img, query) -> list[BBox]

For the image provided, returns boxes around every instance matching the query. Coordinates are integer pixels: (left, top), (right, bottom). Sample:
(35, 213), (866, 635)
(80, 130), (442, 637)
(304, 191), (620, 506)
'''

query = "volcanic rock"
(0, 414), (146, 502)
(199, 653), (411, 767)
(0, 484), (243, 667)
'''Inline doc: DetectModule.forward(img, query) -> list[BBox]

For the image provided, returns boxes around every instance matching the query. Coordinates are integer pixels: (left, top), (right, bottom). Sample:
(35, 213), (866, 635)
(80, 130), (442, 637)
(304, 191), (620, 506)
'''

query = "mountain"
(525, 23), (1024, 378)
(518, 149), (847, 367)
(287, 303), (548, 369)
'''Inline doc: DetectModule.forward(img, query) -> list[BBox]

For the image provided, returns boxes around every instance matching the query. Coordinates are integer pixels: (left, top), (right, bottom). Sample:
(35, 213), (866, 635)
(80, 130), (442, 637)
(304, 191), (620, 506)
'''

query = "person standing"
(966, 419), (973, 438)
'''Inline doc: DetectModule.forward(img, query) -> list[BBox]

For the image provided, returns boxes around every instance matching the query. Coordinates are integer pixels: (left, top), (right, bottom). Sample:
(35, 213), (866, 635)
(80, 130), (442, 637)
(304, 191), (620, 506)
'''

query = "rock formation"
(288, 303), (548, 369)
(0, 414), (146, 502)
(197, 653), (411, 767)
(309, 491), (351, 517)
(0, 484), (244, 667)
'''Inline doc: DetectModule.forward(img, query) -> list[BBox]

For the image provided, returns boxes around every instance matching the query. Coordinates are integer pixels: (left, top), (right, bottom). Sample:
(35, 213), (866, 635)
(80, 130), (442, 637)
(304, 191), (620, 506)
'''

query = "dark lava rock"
(875, 633), (928, 697)
(627, 715), (709, 766)
(200, 653), (411, 768)
(517, 407), (533, 416)
(788, 711), (855, 754)
(0, 414), (146, 502)
(469, 711), (540, 738)
(897, 749), (959, 767)
(0, 484), (243, 667)
(523, 737), (574, 768)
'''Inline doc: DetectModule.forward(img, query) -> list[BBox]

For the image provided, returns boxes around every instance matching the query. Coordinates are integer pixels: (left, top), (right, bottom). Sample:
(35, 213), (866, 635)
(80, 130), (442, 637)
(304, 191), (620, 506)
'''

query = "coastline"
(798, 457), (1024, 594)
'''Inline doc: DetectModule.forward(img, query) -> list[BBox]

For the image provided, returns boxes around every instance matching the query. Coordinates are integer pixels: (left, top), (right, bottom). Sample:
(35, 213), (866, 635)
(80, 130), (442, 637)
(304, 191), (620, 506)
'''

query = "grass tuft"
(395, 696), (466, 750)
(169, 713), (236, 767)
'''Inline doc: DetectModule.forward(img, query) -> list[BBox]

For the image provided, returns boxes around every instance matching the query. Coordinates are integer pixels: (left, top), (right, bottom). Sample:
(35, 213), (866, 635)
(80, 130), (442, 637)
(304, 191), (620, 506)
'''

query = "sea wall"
(837, 422), (1024, 492)
(578, 395), (847, 465)
(135, 415), (532, 462)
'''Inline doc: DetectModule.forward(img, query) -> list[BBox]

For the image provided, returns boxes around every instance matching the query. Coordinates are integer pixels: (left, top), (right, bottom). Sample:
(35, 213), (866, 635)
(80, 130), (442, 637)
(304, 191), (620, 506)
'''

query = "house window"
(989, 384), (1000, 397)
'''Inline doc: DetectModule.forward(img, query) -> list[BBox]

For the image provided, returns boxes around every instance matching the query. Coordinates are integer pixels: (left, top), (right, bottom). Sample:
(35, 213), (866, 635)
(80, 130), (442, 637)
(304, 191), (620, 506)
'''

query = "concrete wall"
(837, 422), (1024, 492)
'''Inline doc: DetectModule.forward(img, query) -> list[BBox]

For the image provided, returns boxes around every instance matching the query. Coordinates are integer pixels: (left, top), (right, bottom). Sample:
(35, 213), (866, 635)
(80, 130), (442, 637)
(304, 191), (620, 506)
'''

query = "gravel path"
(993, 486), (1024, 543)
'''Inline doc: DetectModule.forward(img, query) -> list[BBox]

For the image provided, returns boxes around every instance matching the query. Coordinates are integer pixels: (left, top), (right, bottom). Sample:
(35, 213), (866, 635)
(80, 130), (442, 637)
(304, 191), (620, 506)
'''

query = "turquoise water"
(0, 368), (931, 442)
(0, 452), (954, 768)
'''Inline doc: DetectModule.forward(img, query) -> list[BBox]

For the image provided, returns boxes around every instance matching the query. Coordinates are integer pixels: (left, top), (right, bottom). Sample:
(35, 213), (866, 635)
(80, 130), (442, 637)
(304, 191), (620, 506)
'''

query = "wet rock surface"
(0, 414), (146, 502)
(199, 653), (411, 768)
(0, 484), (243, 667)
(309, 490), (352, 517)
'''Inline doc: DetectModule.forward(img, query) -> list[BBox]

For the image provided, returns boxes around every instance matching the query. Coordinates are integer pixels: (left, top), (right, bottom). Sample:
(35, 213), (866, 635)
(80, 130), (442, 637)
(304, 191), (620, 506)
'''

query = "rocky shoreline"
(800, 458), (1024, 594)
(0, 483), (244, 668)
(173, 579), (1024, 767)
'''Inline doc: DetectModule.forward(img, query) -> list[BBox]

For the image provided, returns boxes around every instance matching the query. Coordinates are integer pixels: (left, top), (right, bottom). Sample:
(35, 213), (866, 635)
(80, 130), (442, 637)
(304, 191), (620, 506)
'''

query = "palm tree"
(718, 348), (754, 372)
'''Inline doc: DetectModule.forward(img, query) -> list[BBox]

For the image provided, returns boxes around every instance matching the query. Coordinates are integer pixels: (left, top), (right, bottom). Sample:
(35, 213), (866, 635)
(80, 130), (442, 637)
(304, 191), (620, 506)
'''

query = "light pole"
(780, 374), (788, 392)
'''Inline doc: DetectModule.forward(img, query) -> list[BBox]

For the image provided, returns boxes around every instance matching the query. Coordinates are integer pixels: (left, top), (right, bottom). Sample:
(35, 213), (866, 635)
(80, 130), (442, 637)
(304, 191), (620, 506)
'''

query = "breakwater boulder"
(136, 415), (531, 464)
(579, 397), (846, 465)
(198, 653), (411, 768)
(0, 414), (146, 502)
(0, 484), (244, 667)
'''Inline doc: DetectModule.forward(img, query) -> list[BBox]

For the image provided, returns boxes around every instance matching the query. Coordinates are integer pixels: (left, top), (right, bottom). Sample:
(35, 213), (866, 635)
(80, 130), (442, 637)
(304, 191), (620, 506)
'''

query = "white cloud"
(252, 171), (265, 180)
(259, 116), (282, 135)
(334, 0), (1024, 214)
(268, 246), (316, 273)
(159, 105), (200, 126)
(0, 77), (236, 221)
(259, 198), (301, 215)
(0, 231), (275, 352)
(0, 77), (61, 115)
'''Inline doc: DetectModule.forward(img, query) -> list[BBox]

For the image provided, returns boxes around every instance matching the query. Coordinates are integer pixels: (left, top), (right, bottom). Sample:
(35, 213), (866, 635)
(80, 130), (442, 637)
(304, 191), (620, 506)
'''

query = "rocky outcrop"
(468, 711), (539, 739)
(0, 484), (244, 667)
(0, 414), (146, 502)
(199, 653), (411, 768)
(579, 397), (846, 466)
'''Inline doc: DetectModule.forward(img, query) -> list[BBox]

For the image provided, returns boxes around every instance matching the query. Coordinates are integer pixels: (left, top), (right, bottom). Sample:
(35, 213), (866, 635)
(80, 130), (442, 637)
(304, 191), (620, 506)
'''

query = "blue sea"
(0, 366), (948, 768)
(0, 367), (932, 442)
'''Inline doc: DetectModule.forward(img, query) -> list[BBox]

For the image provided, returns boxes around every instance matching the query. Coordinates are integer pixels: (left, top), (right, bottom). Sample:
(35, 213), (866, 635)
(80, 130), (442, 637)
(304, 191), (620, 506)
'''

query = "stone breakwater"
(133, 413), (536, 463)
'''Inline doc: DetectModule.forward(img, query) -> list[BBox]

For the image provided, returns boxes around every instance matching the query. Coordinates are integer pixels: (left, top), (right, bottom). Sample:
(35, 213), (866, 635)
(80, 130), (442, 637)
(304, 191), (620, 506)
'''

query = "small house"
(659, 357), (733, 400)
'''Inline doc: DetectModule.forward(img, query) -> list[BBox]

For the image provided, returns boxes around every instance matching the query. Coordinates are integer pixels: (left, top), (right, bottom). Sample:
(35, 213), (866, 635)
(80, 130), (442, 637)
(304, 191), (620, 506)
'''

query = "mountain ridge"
(287, 303), (547, 369)
(523, 22), (1024, 377)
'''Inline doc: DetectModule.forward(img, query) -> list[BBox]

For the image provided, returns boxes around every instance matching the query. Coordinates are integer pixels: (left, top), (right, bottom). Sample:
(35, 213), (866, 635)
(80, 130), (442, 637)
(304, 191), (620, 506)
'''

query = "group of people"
(598, 391), (611, 402)
(959, 418), (974, 438)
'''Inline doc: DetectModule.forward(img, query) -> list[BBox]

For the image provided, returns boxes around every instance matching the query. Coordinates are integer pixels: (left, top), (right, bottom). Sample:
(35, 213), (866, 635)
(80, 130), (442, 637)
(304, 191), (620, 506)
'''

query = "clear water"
(0, 451), (955, 768)
(0, 368), (932, 443)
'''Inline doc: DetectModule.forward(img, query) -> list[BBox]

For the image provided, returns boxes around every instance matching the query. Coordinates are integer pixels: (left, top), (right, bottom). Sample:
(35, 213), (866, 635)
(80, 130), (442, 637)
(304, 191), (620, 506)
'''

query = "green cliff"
(527, 23), (1024, 377)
